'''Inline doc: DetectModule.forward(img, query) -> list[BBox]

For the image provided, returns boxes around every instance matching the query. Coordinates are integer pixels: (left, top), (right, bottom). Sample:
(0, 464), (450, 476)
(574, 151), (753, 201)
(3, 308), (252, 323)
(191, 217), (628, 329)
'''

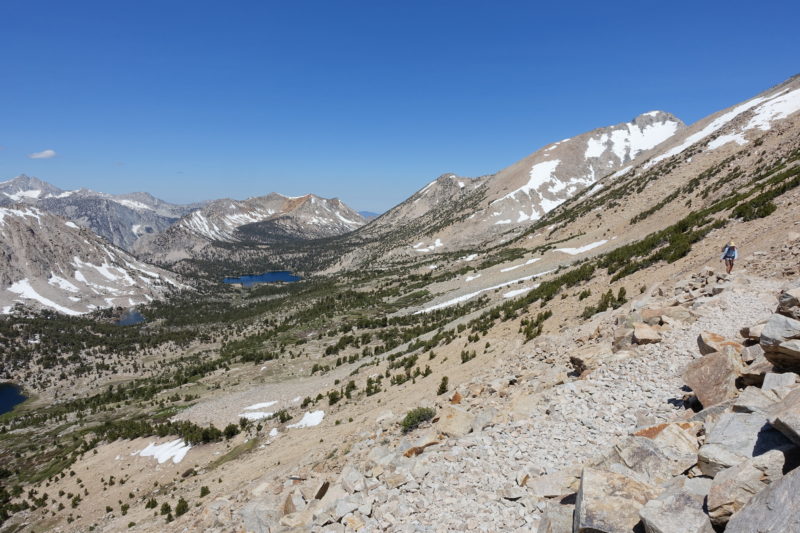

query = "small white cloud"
(28, 149), (57, 159)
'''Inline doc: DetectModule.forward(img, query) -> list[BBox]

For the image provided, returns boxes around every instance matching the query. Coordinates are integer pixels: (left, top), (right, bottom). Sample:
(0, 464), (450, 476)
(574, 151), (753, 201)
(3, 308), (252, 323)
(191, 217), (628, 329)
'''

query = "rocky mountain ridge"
(134, 192), (367, 264)
(0, 205), (182, 315)
(0, 175), (200, 251)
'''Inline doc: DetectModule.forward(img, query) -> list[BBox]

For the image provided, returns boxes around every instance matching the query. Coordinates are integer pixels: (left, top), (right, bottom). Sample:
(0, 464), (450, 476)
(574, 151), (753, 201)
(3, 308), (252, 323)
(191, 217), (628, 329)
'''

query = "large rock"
(732, 386), (782, 415)
(573, 468), (660, 533)
(726, 465), (800, 532)
(707, 449), (800, 526)
(697, 330), (744, 356)
(538, 500), (574, 533)
(683, 351), (741, 408)
(762, 372), (798, 391)
(524, 469), (581, 498)
(639, 477), (713, 533)
(777, 288), (800, 320)
(697, 412), (793, 476)
(740, 321), (767, 341)
(760, 313), (800, 370)
(740, 345), (774, 387)
(601, 436), (695, 485)
(767, 388), (800, 445)
(633, 323), (662, 344)
(435, 405), (475, 438)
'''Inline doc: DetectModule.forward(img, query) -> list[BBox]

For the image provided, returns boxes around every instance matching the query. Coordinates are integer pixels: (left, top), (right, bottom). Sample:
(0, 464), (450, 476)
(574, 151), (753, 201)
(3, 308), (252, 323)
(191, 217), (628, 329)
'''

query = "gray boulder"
(726, 466), (800, 532)
(639, 477), (713, 533)
(697, 412), (792, 476)
(767, 388), (800, 445)
(777, 288), (800, 320)
(760, 314), (800, 370)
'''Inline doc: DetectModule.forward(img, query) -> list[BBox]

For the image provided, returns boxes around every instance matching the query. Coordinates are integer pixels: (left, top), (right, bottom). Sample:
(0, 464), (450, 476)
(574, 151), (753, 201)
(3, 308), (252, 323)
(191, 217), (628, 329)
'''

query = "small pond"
(116, 309), (146, 326)
(0, 383), (26, 415)
(223, 271), (302, 287)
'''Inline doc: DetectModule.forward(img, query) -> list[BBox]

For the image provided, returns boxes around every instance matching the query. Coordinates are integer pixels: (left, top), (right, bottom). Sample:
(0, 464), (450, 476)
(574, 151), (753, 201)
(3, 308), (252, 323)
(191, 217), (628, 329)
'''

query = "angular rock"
(683, 350), (741, 408)
(435, 405), (475, 438)
(707, 448), (799, 526)
(760, 313), (800, 370)
(697, 412), (793, 476)
(740, 322), (767, 341)
(340, 465), (365, 494)
(525, 469), (581, 498)
(633, 323), (662, 344)
(732, 386), (782, 415)
(767, 388), (800, 445)
(639, 477), (713, 533)
(538, 500), (574, 533)
(698, 330), (744, 356)
(726, 465), (800, 532)
(601, 436), (695, 485)
(471, 407), (499, 434)
(740, 345), (774, 386)
(282, 488), (306, 516)
(612, 326), (634, 351)
(574, 468), (660, 533)
(762, 372), (797, 391)
(777, 288), (800, 320)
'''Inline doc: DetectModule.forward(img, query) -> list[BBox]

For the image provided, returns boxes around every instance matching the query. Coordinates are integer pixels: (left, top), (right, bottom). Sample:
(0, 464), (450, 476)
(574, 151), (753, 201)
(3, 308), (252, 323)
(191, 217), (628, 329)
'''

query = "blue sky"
(1, 1), (798, 212)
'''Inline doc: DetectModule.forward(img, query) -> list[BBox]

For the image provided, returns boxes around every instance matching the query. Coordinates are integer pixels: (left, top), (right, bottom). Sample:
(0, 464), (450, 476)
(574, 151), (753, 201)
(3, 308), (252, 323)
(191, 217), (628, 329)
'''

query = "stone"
(280, 508), (315, 528)
(698, 330), (744, 356)
(683, 350), (741, 408)
(538, 500), (574, 533)
(601, 436), (695, 485)
(740, 322), (767, 341)
(340, 465), (365, 494)
(697, 412), (793, 476)
(767, 388), (800, 445)
(612, 327), (634, 351)
(707, 448), (799, 526)
(639, 477), (714, 533)
(760, 313), (800, 370)
(500, 485), (527, 500)
(777, 288), (800, 320)
(435, 405), (475, 438)
(471, 406), (499, 433)
(342, 512), (366, 530)
(332, 497), (359, 521)
(725, 465), (800, 532)
(732, 386), (782, 415)
(762, 372), (798, 391)
(282, 488), (306, 516)
(525, 469), (581, 498)
(632, 323), (661, 344)
(739, 346), (774, 387)
(573, 468), (660, 533)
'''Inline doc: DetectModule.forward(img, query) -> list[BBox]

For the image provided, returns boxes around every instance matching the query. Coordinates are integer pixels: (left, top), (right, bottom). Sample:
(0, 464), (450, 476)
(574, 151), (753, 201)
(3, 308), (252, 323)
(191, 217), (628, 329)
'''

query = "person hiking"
(720, 241), (738, 274)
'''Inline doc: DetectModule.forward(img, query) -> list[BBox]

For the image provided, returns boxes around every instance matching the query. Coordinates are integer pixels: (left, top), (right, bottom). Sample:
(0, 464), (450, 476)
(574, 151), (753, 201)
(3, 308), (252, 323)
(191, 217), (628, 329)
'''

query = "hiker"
(720, 241), (738, 274)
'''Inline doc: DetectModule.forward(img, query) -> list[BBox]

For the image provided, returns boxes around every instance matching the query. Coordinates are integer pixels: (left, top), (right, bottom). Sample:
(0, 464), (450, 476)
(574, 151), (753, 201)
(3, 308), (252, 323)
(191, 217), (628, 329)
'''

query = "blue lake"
(116, 309), (146, 326)
(0, 383), (26, 415)
(223, 271), (302, 287)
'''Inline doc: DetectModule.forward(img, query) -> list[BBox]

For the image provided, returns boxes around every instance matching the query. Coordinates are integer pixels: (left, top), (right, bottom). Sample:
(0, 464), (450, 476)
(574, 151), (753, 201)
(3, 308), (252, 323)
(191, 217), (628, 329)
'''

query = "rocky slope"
(0, 205), (182, 315)
(331, 111), (684, 268)
(0, 175), (199, 251)
(135, 193), (366, 264)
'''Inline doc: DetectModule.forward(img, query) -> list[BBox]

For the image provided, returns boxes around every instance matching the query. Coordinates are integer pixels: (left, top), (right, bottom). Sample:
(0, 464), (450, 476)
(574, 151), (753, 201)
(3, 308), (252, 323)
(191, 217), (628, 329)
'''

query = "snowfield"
(287, 410), (325, 429)
(134, 439), (191, 464)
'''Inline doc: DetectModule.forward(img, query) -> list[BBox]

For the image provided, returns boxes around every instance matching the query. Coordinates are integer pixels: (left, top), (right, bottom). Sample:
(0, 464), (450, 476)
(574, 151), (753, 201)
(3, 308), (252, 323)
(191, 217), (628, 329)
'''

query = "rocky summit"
(1, 73), (800, 533)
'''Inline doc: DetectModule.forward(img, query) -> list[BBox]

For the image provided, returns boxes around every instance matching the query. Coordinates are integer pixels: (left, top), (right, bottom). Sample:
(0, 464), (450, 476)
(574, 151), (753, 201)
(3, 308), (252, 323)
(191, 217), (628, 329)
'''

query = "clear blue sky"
(1, 1), (798, 212)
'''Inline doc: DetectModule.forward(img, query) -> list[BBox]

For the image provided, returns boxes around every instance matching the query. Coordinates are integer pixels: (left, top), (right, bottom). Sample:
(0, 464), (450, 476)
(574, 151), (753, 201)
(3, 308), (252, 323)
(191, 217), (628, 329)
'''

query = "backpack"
(724, 246), (736, 259)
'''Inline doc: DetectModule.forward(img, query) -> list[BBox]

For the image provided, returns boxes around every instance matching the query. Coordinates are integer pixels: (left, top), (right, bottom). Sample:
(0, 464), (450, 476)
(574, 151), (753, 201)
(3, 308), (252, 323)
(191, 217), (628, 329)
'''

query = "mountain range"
(2, 73), (799, 316)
